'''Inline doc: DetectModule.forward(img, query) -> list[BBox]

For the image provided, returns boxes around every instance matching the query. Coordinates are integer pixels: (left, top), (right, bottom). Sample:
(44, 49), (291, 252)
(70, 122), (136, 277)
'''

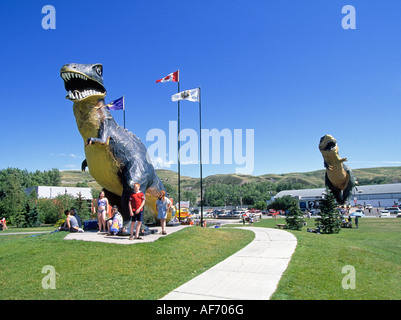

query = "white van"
(385, 207), (401, 214)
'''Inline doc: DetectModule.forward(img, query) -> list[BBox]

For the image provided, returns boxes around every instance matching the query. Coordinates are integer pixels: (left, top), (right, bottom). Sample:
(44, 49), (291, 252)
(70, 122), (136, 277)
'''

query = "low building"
(274, 183), (401, 208)
(25, 186), (93, 200)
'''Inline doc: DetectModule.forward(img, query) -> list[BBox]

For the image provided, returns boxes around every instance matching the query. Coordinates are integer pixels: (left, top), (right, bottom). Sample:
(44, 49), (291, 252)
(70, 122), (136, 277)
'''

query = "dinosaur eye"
(95, 65), (103, 76)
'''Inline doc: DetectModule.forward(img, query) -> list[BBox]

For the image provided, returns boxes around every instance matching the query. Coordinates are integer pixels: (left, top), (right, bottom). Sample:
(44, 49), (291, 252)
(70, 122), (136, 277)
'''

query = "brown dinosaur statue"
(318, 134), (355, 204)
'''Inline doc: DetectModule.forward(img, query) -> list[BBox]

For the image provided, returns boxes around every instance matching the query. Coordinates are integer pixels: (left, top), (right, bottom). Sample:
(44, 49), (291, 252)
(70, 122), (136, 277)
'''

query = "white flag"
(171, 88), (199, 102)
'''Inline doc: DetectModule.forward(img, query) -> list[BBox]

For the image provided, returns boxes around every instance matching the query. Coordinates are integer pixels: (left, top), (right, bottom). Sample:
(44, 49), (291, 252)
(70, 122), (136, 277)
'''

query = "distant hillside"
(60, 170), (101, 189)
(60, 166), (401, 192)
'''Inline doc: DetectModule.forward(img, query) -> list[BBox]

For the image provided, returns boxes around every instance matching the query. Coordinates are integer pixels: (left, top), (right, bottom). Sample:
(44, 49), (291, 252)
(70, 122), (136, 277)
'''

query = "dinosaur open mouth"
(322, 140), (337, 151)
(61, 71), (106, 101)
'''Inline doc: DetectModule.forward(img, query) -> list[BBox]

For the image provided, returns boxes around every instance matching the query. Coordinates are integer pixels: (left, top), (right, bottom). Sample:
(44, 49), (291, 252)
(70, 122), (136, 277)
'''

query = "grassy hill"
(60, 170), (102, 189)
(60, 166), (401, 192)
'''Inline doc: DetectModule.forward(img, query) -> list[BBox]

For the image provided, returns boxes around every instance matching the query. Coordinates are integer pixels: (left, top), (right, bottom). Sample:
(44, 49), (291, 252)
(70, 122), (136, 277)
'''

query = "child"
(128, 183), (145, 240)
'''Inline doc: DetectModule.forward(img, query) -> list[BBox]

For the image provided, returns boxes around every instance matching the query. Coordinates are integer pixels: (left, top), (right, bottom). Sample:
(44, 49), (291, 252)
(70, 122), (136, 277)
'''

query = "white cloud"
(50, 153), (82, 159)
(151, 157), (173, 169)
(70, 154), (81, 158)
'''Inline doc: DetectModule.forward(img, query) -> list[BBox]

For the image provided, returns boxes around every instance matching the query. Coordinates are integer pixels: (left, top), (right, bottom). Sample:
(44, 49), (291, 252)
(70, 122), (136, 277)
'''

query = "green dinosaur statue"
(318, 134), (355, 205)
(60, 63), (172, 224)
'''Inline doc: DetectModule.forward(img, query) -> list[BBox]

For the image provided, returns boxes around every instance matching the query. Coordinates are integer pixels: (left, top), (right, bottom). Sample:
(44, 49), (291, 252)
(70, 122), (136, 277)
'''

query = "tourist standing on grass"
(128, 183), (146, 240)
(355, 216), (359, 229)
(94, 191), (109, 233)
(156, 190), (172, 235)
(348, 215), (352, 228)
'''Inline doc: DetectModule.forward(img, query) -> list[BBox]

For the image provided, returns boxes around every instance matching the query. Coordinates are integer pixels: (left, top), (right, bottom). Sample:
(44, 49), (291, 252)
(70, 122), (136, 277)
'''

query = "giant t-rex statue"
(60, 63), (172, 224)
(318, 134), (355, 204)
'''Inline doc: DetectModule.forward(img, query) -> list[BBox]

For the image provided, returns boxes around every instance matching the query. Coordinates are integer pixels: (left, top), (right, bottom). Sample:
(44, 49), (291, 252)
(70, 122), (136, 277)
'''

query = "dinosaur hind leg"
(121, 187), (132, 222)
(102, 189), (122, 215)
(325, 173), (343, 204)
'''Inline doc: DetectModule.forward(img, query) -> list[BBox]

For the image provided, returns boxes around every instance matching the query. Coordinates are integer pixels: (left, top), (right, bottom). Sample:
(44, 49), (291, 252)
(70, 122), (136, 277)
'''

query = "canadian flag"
(156, 70), (179, 83)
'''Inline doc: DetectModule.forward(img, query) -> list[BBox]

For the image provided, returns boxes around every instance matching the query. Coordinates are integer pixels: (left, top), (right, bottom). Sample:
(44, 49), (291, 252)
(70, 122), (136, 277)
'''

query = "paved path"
(0, 231), (52, 236)
(65, 224), (297, 300)
(161, 227), (297, 300)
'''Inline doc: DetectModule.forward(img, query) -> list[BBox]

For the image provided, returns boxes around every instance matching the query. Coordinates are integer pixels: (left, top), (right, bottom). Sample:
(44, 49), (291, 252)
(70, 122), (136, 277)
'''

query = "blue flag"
(106, 97), (124, 111)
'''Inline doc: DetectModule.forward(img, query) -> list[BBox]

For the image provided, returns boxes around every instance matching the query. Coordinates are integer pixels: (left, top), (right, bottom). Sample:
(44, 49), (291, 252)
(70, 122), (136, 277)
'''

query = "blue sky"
(1, 0), (401, 178)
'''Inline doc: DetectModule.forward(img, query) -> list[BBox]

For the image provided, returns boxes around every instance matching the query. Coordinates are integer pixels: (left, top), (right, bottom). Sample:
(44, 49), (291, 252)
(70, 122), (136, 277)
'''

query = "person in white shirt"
(156, 191), (172, 235)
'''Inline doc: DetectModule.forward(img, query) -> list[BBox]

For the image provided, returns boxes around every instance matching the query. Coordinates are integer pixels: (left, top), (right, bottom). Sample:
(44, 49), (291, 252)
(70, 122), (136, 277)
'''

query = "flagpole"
(199, 87), (203, 227)
(123, 95), (126, 129)
(177, 78), (181, 222)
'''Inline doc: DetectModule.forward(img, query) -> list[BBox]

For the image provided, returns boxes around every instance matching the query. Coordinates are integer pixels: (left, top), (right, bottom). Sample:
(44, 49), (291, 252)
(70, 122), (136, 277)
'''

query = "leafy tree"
(254, 200), (267, 210)
(315, 189), (341, 234)
(37, 198), (58, 224)
(37, 194), (76, 224)
(182, 190), (197, 207)
(163, 182), (177, 203)
(268, 195), (298, 211)
(1, 173), (26, 226)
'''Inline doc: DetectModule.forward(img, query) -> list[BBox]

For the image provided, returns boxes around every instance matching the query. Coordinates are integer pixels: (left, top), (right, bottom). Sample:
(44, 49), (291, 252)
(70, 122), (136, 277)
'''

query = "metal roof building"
(274, 183), (401, 208)
(25, 186), (93, 200)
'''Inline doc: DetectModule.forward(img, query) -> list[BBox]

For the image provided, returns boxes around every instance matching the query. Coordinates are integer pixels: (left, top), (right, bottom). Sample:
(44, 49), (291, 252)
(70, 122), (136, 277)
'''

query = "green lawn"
(0, 227), (254, 300)
(239, 217), (401, 300)
(1, 218), (400, 300)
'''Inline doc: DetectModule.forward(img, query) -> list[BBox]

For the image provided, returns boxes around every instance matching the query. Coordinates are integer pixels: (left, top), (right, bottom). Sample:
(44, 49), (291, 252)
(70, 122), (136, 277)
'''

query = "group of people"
(58, 207), (82, 232)
(93, 183), (172, 240)
(341, 215), (359, 229)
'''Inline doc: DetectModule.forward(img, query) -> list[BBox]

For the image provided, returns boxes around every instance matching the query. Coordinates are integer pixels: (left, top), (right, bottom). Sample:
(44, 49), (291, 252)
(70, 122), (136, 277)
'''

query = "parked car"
(385, 207), (401, 214)
(365, 204), (373, 209)
(379, 210), (390, 217)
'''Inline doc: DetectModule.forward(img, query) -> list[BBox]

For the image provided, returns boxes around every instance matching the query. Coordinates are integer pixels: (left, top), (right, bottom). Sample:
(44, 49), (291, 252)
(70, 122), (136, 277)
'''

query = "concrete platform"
(64, 224), (190, 244)
(160, 227), (297, 300)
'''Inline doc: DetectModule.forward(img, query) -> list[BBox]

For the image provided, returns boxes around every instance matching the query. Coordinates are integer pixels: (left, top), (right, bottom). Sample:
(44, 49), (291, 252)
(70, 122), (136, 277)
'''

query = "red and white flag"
(156, 70), (179, 83)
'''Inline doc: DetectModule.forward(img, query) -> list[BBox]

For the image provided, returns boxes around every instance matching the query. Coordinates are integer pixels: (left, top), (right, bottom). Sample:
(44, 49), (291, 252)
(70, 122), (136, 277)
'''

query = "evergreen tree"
(25, 206), (41, 227)
(74, 192), (91, 221)
(315, 188), (341, 234)
(285, 204), (305, 231)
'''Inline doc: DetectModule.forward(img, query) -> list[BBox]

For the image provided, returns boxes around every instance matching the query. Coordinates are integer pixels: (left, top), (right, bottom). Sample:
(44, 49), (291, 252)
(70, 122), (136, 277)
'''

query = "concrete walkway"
(64, 224), (297, 300)
(161, 227), (297, 300)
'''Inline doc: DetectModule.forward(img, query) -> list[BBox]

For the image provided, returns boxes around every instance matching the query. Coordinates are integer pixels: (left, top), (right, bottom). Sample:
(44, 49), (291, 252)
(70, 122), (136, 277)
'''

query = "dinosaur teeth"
(67, 88), (104, 100)
(62, 72), (89, 82)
